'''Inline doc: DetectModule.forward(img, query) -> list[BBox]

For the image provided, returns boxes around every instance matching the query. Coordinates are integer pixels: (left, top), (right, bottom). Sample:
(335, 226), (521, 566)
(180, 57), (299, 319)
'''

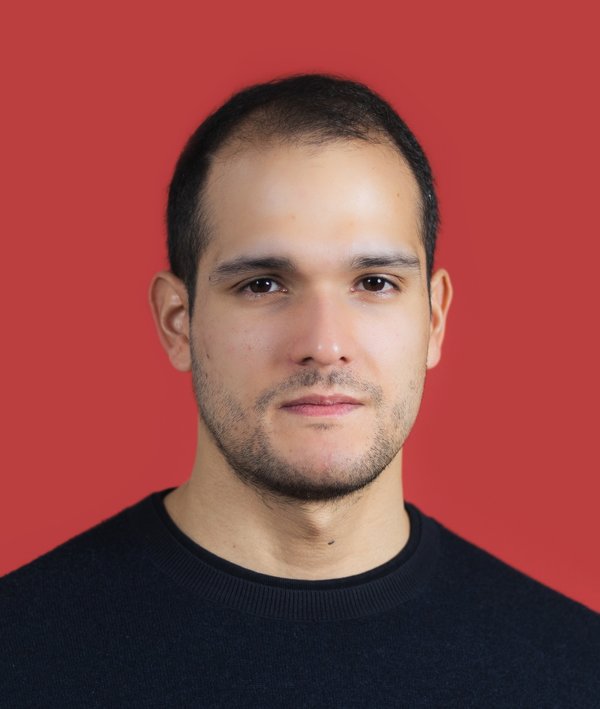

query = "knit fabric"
(2, 489), (598, 707)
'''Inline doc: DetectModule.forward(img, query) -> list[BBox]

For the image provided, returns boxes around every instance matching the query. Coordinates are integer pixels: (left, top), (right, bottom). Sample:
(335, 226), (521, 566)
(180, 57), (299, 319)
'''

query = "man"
(2, 74), (598, 707)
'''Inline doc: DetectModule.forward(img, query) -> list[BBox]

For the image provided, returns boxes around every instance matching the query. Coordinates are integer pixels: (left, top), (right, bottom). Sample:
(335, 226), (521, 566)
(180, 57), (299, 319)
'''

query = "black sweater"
(2, 489), (598, 707)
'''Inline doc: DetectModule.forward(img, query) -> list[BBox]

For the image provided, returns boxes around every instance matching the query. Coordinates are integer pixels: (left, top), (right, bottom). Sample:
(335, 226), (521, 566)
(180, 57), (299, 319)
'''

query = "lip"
(282, 394), (362, 406)
(280, 393), (363, 417)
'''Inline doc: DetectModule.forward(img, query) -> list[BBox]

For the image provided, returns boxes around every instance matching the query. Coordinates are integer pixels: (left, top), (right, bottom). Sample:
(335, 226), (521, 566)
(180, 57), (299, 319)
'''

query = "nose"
(287, 290), (355, 367)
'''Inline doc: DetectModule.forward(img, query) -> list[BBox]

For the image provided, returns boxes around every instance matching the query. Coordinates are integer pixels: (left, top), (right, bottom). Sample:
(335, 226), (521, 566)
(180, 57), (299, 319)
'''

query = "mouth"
(279, 394), (363, 417)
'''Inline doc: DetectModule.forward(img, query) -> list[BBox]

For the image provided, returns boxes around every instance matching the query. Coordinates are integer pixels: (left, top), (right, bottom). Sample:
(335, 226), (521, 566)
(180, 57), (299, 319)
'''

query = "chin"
(262, 466), (384, 503)
(277, 445), (363, 470)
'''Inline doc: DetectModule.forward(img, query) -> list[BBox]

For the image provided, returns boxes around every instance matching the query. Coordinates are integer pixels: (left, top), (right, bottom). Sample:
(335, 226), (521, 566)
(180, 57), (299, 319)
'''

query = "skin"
(149, 138), (452, 580)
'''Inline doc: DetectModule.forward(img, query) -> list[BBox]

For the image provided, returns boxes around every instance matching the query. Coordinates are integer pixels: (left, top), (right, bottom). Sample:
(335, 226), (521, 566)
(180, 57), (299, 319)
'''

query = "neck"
(164, 428), (410, 581)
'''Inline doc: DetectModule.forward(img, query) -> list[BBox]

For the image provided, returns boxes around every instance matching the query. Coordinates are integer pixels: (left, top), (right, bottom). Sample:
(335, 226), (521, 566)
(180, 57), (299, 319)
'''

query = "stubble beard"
(190, 346), (426, 503)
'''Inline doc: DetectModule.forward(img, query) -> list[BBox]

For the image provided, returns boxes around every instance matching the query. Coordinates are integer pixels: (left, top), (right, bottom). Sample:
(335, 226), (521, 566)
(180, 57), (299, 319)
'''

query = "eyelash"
(240, 278), (287, 296)
(238, 276), (401, 297)
(354, 276), (399, 294)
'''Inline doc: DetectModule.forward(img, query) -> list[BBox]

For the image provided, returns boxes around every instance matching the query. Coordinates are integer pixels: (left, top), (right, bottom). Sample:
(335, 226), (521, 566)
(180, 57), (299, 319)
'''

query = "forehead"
(201, 139), (424, 268)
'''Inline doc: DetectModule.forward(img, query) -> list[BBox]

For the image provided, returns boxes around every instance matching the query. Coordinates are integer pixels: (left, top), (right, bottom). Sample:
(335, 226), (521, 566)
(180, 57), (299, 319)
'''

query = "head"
(151, 73), (452, 502)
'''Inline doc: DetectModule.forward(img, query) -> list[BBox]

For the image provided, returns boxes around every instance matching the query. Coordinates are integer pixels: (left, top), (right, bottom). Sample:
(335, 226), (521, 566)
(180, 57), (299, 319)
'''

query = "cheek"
(360, 310), (430, 371)
(194, 311), (282, 378)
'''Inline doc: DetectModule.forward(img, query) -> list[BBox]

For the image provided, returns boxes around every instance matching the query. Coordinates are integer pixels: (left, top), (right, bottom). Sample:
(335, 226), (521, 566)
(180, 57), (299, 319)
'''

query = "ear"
(148, 271), (192, 372)
(426, 268), (453, 370)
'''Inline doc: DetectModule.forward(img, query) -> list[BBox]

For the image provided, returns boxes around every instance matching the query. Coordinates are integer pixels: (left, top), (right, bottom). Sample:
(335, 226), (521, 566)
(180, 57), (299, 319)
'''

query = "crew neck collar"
(127, 488), (440, 621)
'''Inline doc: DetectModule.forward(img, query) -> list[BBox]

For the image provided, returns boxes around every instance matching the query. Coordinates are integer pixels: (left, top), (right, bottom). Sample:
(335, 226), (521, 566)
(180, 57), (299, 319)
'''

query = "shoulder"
(1, 498), (145, 610)
(430, 513), (599, 660)
(437, 517), (596, 607)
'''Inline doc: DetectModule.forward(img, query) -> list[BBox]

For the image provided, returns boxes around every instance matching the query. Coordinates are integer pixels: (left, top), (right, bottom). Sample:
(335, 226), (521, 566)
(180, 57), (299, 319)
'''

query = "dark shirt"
(2, 489), (598, 707)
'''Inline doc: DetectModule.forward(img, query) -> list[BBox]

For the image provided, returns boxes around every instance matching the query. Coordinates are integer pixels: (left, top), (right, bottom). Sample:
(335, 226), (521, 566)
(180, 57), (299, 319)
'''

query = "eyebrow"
(209, 257), (297, 284)
(349, 253), (421, 272)
(208, 250), (421, 284)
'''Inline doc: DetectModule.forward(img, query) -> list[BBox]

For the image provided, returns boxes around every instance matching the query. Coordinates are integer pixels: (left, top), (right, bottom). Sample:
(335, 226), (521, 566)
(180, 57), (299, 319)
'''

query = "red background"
(1, 1), (598, 611)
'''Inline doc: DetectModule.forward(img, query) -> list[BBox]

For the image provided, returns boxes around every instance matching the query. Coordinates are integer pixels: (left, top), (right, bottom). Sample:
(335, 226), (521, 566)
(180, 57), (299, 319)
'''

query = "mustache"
(255, 369), (384, 412)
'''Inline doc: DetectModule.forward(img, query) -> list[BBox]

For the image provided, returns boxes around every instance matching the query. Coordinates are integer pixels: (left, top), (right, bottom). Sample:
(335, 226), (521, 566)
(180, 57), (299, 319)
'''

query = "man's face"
(189, 139), (433, 501)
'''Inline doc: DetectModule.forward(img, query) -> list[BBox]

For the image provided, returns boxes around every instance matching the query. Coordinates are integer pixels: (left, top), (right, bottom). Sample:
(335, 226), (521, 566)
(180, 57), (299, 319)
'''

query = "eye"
(356, 276), (396, 292)
(242, 278), (286, 294)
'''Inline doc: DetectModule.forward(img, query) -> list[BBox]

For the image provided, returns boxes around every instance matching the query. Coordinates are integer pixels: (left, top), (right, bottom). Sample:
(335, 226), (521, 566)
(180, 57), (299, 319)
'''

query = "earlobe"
(426, 268), (453, 370)
(148, 271), (192, 372)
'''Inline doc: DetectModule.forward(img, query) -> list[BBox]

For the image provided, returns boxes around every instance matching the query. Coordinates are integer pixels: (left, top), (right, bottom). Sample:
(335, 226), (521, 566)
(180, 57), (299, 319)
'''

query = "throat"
(163, 464), (409, 581)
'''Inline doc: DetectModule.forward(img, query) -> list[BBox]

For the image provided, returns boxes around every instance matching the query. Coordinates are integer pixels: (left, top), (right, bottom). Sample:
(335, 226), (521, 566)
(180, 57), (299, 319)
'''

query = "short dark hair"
(167, 73), (439, 313)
